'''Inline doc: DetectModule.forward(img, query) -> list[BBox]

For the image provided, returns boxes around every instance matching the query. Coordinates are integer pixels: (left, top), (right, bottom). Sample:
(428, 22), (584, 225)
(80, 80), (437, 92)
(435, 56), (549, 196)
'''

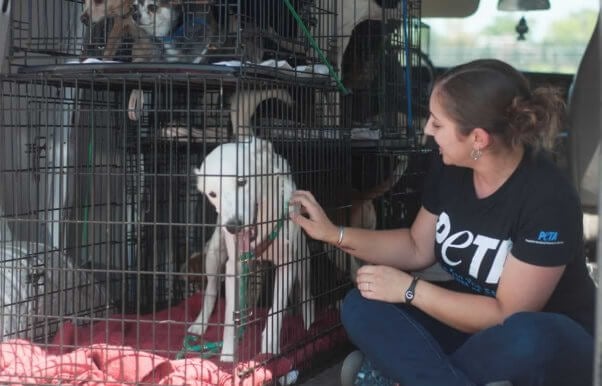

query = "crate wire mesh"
(341, 0), (430, 148)
(0, 69), (350, 383)
(6, 0), (430, 146)
(0, 0), (429, 384)
(351, 149), (431, 229)
(8, 0), (334, 67)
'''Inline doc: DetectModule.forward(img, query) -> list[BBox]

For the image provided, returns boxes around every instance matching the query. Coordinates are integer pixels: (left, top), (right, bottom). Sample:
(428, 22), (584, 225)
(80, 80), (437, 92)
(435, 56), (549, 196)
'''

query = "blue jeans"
(341, 288), (593, 386)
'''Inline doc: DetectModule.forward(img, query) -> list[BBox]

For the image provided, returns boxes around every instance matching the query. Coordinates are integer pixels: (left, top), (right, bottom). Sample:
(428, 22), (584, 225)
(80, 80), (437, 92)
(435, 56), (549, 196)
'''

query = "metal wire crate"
(5, 1), (430, 140)
(350, 147), (432, 230)
(350, 147), (452, 284)
(341, 0), (430, 148)
(5, 0), (430, 142)
(7, 0), (329, 66)
(0, 0), (432, 383)
(0, 68), (351, 384)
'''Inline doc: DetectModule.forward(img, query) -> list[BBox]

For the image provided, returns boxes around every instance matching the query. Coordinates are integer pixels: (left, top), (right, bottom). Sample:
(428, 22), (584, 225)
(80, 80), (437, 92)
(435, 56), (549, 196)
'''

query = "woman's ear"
(471, 127), (492, 149)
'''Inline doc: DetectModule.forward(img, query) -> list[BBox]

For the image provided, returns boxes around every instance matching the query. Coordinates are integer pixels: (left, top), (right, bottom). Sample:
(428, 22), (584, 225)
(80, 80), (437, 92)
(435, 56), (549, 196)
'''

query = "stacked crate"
(0, 0), (428, 384)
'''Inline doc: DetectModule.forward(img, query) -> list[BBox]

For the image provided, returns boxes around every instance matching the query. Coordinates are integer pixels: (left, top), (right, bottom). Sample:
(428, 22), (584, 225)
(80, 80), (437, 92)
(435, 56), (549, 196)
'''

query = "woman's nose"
(423, 119), (434, 136)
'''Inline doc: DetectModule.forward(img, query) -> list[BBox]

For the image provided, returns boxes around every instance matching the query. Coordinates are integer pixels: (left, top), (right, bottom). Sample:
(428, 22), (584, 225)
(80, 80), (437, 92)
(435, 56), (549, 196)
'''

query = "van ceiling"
(422, 0), (480, 17)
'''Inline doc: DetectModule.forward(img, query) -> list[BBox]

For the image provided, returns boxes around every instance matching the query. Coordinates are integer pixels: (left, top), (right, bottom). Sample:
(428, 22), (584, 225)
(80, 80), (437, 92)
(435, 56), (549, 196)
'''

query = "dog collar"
(239, 204), (288, 261)
(250, 217), (285, 259)
(161, 16), (207, 43)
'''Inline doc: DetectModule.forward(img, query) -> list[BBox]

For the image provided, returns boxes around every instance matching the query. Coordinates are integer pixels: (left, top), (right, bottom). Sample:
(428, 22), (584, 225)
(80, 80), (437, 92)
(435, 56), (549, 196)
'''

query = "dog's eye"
(147, 4), (157, 13)
(208, 192), (216, 198)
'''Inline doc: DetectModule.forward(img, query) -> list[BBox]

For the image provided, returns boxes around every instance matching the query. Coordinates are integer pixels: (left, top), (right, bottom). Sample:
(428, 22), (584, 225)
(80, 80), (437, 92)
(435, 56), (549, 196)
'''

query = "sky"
(424, 0), (599, 40)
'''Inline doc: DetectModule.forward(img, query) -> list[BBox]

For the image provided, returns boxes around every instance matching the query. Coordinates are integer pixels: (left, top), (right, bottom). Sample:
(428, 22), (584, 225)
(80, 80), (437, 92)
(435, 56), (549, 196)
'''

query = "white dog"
(189, 136), (314, 362)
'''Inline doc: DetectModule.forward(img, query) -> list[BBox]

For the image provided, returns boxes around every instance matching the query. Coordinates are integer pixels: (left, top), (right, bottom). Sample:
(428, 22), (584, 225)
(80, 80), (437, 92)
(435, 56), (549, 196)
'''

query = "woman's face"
(424, 90), (472, 167)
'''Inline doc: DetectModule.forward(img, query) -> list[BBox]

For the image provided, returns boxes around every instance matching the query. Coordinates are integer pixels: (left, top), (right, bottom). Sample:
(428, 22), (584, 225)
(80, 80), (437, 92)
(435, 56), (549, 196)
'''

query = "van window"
(423, 0), (598, 73)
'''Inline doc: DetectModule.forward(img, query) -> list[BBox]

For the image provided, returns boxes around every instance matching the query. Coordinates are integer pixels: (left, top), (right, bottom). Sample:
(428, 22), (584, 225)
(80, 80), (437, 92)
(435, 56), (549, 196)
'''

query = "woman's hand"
(356, 265), (413, 303)
(289, 190), (338, 244)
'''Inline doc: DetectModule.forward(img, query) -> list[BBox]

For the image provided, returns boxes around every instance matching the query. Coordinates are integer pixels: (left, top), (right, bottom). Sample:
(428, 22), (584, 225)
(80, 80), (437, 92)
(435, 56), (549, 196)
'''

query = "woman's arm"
(337, 207), (438, 271)
(356, 253), (565, 333)
(290, 190), (438, 271)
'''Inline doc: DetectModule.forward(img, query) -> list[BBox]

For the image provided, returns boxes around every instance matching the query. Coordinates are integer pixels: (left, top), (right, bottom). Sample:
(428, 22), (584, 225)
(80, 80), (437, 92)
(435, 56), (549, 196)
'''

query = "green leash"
(281, 0), (350, 95)
(178, 204), (288, 359)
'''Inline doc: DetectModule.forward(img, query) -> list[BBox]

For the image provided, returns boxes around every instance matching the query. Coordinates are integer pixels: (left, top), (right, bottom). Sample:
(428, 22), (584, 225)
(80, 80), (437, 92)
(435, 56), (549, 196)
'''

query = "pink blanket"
(0, 292), (346, 385)
(0, 340), (269, 385)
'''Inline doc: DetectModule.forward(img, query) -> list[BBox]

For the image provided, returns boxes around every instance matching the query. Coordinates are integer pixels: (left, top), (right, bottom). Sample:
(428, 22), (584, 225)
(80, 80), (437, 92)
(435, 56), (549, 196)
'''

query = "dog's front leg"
(220, 232), (238, 362)
(298, 239), (315, 330)
(102, 17), (126, 60)
(261, 262), (293, 355)
(187, 226), (225, 336)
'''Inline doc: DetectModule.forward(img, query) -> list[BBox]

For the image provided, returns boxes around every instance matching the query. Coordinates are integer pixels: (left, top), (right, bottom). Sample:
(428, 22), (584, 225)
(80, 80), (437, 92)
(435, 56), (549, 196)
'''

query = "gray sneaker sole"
(340, 350), (364, 386)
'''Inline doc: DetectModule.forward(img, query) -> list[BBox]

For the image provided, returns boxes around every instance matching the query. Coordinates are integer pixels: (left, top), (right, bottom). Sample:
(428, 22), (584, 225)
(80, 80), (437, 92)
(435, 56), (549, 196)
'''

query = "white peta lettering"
(436, 212), (511, 284)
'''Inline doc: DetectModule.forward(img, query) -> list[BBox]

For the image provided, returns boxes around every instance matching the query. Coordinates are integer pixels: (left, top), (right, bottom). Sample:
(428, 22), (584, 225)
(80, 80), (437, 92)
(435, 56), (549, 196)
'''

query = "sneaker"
(340, 350), (364, 386)
(354, 357), (397, 386)
(341, 350), (511, 386)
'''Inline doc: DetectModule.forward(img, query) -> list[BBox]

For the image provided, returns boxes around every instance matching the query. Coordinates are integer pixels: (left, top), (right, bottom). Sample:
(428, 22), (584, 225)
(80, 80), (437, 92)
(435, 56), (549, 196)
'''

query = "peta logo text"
(435, 212), (511, 284)
(537, 231), (558, 242)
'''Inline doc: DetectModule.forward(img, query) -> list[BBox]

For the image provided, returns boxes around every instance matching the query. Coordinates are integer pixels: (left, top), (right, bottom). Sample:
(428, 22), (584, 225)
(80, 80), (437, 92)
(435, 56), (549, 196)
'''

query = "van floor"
(298, 361), (344, 385)
(296, 345), (353, 386)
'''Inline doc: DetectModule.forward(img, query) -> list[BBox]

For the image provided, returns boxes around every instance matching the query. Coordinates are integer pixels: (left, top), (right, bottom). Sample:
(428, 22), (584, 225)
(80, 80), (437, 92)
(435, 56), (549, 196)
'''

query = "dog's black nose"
(225, 218), (243, 235)
(80, 13), (90, 26)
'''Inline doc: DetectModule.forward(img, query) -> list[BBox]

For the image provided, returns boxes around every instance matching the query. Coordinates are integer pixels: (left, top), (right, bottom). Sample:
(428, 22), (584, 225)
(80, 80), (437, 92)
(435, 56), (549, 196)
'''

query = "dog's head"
(80, 0), (133, 25)
(194, 137), (294, 241)
(131, 0), (182, 37)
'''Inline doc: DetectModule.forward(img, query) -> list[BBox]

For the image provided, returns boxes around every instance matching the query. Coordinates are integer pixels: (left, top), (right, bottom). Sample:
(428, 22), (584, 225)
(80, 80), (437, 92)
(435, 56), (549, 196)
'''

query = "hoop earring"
(470, 148), (482, 161)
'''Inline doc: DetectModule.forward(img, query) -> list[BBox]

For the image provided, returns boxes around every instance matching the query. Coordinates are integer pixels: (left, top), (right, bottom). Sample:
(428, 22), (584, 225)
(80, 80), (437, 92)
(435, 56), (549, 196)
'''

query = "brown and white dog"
(341, 155), (408, 281)
(126, 0), (219, 121)
(189, 136), (314, 362)
(131, 0), (218, 63)
(345, 155), (452, 283)
(80, 0), (154, 61)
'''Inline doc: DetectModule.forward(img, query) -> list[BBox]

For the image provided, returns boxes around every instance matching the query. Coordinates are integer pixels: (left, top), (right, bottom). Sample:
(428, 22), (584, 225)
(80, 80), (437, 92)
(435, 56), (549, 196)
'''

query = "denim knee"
(451, 311), (593, 385)
(498, 312), (554, 361)
(501, 312), (592, 364)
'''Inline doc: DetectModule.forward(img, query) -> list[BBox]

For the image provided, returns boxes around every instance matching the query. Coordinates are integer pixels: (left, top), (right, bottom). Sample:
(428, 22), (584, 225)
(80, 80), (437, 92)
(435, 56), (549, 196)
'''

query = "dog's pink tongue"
(237, 232), (251, 252)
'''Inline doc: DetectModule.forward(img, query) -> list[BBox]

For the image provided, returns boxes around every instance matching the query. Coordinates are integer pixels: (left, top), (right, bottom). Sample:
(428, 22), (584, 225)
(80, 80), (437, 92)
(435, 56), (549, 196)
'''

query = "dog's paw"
(186, 324), (206, 337)
(219, 353), (234, 363)
(219, 340), (235, 362)
(260, 330), (280, 356)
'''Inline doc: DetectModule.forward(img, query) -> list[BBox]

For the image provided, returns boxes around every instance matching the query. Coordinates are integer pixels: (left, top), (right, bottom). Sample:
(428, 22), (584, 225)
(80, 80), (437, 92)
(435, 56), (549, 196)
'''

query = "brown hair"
(433, 59), (565, 151)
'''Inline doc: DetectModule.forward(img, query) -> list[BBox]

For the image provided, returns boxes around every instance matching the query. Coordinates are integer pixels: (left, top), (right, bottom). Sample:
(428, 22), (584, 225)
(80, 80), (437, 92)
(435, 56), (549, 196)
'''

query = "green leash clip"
(176, 334), (223, 359)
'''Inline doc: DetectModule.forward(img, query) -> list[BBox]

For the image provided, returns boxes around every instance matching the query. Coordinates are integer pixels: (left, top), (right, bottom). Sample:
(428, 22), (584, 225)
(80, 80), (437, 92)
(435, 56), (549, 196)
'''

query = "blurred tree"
(542, 9), (598, 44)
(424, 5), (597, 72)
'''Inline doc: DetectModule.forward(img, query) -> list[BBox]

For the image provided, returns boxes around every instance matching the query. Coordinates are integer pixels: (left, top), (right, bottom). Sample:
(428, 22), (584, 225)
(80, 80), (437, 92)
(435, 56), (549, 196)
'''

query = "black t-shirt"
(422, 148), (595, 334)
